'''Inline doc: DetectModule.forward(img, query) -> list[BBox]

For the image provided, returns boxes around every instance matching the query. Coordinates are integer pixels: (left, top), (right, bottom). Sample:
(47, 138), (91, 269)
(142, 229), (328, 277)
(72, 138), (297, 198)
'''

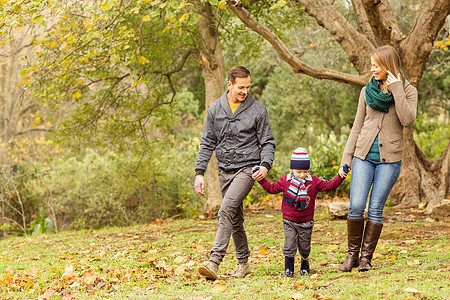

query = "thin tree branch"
(400, 0), (450, 87)
(291, 0), (375, 74)
(227, 0), (369, 86)
(15, 127), (53, 136)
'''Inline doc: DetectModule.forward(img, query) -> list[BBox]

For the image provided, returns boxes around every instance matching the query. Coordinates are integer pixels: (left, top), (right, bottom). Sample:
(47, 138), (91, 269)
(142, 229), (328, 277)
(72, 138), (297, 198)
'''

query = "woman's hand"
(386, 70), (401, 85)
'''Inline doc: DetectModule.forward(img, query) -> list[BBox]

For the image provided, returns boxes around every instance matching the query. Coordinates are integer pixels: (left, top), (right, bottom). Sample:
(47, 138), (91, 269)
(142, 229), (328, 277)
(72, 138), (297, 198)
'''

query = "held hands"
(252, 165), (268, 182)
(338, 164), (350, 179)
(194, 175), (205, 197)
(386, 70), (401, 85)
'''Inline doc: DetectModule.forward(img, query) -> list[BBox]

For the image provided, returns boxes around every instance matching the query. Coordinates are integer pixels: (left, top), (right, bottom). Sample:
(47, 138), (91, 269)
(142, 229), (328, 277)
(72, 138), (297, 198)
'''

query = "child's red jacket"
(258, 174), (344, 223)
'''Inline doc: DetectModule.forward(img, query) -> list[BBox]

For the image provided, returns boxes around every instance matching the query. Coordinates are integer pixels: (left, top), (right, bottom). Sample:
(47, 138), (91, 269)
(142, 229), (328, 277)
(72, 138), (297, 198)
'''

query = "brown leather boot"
(359, 220), (383, 272)
(339, 218), (364, 272)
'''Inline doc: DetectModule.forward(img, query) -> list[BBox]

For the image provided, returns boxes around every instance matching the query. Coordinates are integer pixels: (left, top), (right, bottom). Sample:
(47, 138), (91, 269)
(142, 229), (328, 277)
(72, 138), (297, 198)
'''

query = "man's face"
(227, 76), (251, 103)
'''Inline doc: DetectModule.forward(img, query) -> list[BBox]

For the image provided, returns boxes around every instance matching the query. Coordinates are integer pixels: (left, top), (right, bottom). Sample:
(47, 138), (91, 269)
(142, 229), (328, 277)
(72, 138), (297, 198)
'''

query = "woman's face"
(370, 57), (387, 81)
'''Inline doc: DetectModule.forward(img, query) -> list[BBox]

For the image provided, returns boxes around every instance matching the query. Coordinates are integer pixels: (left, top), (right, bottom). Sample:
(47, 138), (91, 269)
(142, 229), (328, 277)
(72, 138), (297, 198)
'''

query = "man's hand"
(252, 166), (268, 182)
(194, 175), (205, 197)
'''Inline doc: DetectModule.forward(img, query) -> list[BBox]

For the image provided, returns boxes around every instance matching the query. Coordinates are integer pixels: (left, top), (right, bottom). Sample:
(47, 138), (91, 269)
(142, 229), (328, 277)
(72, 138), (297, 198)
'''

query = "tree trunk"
(227, 0), (450, 208)
(390, 127), (449, 211)
(197, 4), (225, 216)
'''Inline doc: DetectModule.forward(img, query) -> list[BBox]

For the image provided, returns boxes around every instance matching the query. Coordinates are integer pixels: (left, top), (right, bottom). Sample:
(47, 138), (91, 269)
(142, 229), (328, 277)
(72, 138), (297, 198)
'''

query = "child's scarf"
(284, 174), (310, 210)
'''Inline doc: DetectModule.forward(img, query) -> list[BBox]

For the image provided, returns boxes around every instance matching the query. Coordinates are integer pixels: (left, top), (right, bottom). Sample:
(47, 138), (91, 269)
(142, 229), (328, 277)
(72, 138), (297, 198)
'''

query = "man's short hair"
(228, 66), (251, 84)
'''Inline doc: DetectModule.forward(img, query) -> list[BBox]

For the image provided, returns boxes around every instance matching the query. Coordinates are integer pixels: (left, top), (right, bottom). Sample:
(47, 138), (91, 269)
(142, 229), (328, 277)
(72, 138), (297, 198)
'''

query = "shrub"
(26, 138), (203, 230)
(414, 115), (449, 161)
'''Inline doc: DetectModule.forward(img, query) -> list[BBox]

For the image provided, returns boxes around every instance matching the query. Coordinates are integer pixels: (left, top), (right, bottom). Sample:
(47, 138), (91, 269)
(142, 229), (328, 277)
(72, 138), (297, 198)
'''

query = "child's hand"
(339, 165), (349, 179)
(252, 165), (267, 181)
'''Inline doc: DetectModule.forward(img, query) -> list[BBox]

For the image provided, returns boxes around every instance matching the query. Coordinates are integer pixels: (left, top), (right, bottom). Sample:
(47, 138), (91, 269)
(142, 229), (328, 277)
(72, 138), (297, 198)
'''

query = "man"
(194, 66), (276, 279)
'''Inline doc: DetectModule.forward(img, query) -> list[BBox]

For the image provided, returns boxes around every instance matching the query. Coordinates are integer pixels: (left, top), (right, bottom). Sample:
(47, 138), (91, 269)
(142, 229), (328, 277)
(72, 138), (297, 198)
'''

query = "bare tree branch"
(15, 127), (53, 136)
(227, 0), (369, 86)
(400, 0), (450, 87)
(292, 0), (375, 74)
(360, 0), (404, 45)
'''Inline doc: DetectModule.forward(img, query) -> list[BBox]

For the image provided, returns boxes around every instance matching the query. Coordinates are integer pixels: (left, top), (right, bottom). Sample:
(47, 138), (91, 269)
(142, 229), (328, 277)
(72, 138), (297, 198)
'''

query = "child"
(253, 147), (348, 277)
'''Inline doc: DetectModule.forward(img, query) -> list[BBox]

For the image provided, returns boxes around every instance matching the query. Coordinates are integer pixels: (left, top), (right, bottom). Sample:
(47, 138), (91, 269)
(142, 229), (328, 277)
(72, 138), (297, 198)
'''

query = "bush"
(249, 133), (350, 203)
(26, 138), (203, 230)
(414, 115), (449, 161)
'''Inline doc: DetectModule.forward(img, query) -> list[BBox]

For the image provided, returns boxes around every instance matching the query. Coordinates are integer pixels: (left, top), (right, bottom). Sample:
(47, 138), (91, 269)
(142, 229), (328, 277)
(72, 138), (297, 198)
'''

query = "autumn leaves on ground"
(0, 200), (448, 300)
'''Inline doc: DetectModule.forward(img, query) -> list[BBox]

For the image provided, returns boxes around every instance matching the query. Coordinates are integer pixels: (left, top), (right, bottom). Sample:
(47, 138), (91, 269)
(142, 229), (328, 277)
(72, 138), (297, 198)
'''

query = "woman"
(338, 45), (418, 272)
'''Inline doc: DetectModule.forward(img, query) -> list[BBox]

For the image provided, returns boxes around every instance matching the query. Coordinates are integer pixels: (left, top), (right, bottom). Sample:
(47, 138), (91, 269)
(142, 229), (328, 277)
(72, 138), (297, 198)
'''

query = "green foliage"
(259, 63), (358, 152)
(27, 140), (203, 230)
(414, 115), (450, 160)
(308, 133), (350, 196)
(21, 0), (202, 152)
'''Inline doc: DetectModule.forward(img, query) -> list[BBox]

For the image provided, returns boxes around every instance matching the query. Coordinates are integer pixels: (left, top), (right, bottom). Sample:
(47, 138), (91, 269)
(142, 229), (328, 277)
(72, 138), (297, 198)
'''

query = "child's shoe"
(300, 258), (310, 275)
(282, 256), (295, 277)
(281, 269), (294, 277)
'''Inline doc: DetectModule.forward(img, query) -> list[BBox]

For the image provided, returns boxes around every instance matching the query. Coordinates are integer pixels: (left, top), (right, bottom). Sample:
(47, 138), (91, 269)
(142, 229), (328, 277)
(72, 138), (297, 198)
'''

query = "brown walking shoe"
(198, 261), (219, 280)
(231, 262), (251, 278)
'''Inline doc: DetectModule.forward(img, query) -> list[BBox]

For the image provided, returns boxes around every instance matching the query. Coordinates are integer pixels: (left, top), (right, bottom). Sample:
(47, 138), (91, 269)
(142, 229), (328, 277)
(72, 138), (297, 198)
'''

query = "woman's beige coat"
(340, 80), (418, 167)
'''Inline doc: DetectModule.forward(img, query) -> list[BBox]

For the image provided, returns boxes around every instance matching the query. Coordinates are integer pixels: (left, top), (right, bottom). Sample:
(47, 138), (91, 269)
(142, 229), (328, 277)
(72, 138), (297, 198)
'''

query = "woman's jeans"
(349, 157), (401, 224)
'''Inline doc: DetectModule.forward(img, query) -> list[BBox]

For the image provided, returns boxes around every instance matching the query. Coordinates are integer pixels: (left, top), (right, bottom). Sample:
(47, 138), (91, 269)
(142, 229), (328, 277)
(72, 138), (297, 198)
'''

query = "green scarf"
(365, 77), (394, 113)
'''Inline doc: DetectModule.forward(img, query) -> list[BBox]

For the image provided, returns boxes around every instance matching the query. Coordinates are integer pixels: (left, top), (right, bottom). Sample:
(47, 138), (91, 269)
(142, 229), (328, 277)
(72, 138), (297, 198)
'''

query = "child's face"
(291, 169), (309, 180)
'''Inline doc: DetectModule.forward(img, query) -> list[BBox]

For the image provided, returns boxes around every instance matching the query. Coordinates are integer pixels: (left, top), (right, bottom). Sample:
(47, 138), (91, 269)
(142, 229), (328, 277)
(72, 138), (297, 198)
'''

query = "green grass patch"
(0, 208), (448, 299)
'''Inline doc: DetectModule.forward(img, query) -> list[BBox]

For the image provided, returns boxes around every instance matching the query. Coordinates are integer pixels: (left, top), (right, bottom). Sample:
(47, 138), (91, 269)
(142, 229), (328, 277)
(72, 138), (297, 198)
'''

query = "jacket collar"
(219, 91), (255, 118)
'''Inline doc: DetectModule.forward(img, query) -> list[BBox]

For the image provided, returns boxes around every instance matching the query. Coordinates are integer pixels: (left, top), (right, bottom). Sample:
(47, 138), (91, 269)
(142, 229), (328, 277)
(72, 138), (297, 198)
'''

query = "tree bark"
(226, 0), (450, 207)
(197, 4), (225, 215)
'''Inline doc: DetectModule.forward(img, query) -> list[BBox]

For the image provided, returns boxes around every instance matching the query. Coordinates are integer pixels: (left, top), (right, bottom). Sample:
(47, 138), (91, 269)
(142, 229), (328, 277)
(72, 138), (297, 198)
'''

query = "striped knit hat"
(290, 147), (310, 170)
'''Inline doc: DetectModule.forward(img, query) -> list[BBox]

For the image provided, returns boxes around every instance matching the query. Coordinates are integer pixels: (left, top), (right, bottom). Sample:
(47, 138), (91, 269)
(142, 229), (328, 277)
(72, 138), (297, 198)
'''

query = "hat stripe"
(290, 147), (310, 170)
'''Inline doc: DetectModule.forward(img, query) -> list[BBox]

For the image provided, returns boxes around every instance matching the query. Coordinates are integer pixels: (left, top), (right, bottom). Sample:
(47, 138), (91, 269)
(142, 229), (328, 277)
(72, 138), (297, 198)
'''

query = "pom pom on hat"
(290, 147), (310, 170)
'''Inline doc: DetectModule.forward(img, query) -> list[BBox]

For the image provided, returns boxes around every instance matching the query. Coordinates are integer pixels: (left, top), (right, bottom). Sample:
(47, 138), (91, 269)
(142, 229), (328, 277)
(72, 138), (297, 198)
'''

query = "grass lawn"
(0, 202), (448, 299)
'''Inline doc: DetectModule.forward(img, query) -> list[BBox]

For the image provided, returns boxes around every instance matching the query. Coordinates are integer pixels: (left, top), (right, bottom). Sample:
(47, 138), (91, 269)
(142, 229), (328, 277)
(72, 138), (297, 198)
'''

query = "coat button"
(379, 144), (383, 147)
(382, 158), (386, 162)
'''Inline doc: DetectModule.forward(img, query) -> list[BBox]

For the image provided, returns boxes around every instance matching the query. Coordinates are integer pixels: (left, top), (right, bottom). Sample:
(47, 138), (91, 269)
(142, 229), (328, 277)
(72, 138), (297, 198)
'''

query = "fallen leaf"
(404, 287), (420, 294)
(174, 256), (187, 264)
(210, 285), (227, 293)
(310, 274), (319, 279)
(407, 260), (421, 266)
(39, 289), (56, 299)
(326, 245), (339, 251)
(258, 248), (269, 255)
(293, 282), (305, 289)
(290, 292), (304, 299)
(373, 252), (383, 259)
(320, 259), (330, 265)
(175, 265), (188, 275)
(27, 267), (39, 276)
(404, 240), (417, 245)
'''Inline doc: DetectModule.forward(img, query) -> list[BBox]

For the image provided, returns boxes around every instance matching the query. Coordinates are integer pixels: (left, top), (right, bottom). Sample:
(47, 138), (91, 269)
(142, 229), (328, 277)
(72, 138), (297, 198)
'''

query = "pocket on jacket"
(216, 149), (224, 161)
(235, 147), (260, 162)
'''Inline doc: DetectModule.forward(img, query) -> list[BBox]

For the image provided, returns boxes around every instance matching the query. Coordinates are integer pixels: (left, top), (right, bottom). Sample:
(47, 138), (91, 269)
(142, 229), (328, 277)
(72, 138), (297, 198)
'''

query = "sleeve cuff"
(261, 162), (271, 171)
(195, 169), (205, 176)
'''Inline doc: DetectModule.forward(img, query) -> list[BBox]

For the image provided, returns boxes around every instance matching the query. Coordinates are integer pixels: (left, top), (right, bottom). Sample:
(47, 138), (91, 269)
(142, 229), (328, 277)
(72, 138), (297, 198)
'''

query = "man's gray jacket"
(195, 91), (275, 175)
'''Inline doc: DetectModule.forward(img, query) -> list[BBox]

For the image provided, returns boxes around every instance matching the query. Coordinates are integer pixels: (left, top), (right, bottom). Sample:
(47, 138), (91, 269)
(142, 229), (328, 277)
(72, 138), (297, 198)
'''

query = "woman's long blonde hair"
(371, 45), (404, 93)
